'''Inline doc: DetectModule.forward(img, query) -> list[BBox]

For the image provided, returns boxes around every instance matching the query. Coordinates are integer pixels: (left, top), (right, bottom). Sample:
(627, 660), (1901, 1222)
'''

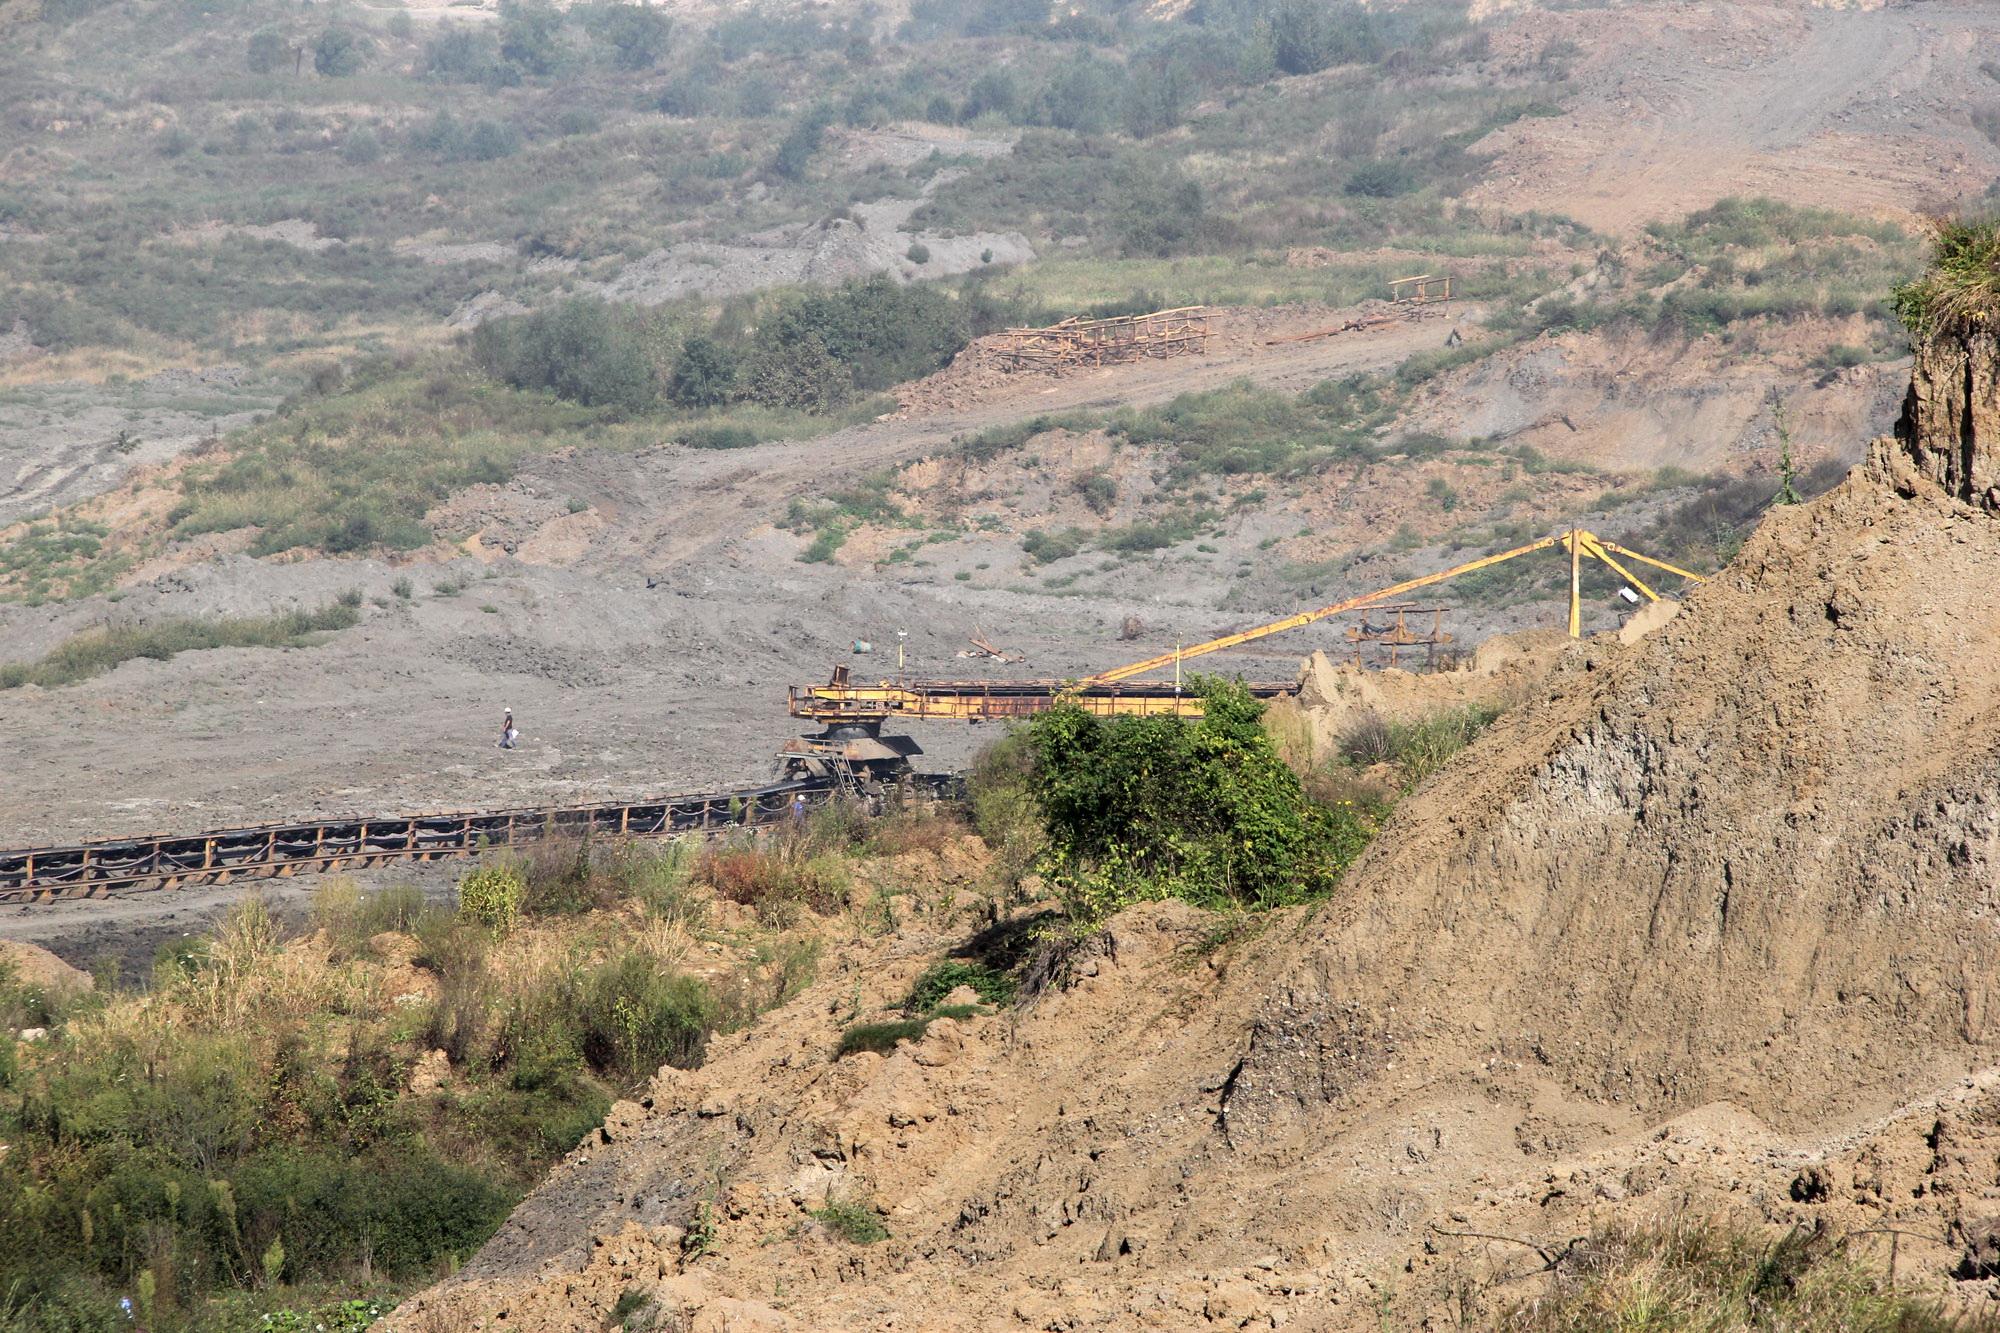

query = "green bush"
(1893, 215), (2000, 339)
(809, 1198), (888, 1244)
(836, 1019), (931, 1057)
(576, 951), (718, 1082)
(1021, 527), (1086, 564)
(1029, 677), (1358, 920)
(905, 961), (1015, 1014)
(457, 865), (525, 933)
(682, 424), (758, 449)
(472, 298), (658, 413)
(247, 30), (292, 74)
(312, 27), (368, 77)
(668, 335), (738, 408)
(1338, 705), (1499, 787)
(772, 104), (834, 181)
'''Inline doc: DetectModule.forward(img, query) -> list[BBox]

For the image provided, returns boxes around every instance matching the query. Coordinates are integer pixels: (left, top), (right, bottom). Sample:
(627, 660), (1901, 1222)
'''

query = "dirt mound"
(1276, 321), (2000, 1130)
(1271, 629), (1571, 764)
(0, 939), (92, 1000)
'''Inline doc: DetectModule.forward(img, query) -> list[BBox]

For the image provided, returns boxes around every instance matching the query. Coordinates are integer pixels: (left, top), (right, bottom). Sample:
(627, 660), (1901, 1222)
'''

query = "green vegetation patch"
(904, 960), (1016, 1014)
(1499, 1220), (1993, 1332)
(1893, 215), (2000, 340)
(1029, 677), (1375, 922)
(809, 1198), (889, 1245)
(0, 603), (358, 689)
(1337, 704), (1499, 788)
(0, 517), (128, 605)
(836, 1018), (932, 1058)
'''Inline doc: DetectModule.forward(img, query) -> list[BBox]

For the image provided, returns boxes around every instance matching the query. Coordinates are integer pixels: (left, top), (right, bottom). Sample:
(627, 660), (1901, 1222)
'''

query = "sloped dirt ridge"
(386, 330), (2000, 1329)
(1280, 315), (2000, 1132)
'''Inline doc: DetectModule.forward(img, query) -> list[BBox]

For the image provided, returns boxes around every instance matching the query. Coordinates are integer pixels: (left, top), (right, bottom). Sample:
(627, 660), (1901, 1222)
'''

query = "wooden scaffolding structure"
(995, 306), (1209, 371)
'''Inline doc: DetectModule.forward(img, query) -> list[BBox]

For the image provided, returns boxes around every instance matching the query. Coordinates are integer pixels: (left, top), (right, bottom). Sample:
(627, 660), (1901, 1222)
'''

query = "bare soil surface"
(0, 309), (1459, 848)
(1470, 1), (2000, 230)
(0, 366), (281, 526)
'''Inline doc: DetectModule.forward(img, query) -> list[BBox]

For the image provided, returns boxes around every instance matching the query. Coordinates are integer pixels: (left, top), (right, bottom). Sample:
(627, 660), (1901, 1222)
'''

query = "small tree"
(772, 103), (834, 181)
(584, 1), (670, 70)
(668, 335), (738, 408)
(246, 30), (290, 75)
(312, 27), (367, 77)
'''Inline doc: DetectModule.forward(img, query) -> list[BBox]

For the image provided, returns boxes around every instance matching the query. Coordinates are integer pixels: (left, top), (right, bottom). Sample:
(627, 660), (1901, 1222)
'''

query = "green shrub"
(810, 1197), (888, 1244)
(1893, 215), (2000, 339)
(1339, 705), (1500, 786)
(312, 26), (369, 76)
(457, 865), (526, 933)
(247, 29), (291, 74)
(576, 951), (718, 1082)
(836, 1019), (930, 1057)
(1021, 527), (1086, 564)
(1029, 677), (1357, 920)
(668, 335), (739, 408)
(905, 960), (1015, 1014)
(472, 298), (658, 413)
(772, 104), (834, 181)
(682, 424), (759, 449)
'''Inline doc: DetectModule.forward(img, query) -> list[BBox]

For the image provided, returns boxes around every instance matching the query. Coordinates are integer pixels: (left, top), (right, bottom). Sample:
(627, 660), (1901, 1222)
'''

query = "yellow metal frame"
(791, 527), (1702, 725)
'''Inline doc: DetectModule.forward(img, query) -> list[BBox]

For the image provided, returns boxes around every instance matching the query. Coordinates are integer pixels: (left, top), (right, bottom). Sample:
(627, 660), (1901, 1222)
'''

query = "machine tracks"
(0, 772), (959, 906)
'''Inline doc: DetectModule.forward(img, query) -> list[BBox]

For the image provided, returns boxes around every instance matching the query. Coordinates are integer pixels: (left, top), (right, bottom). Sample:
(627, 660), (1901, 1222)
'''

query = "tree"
(312, 27), (367, 77)
(246, 30), (290, 75)
(772, 104), (834, 181)
(1040, 55), (1119, 134)
(747, 333), (851, 413)
(498, 0), (569, 77)
(668, 336), (738, 408)
(583, 1), (671, 70)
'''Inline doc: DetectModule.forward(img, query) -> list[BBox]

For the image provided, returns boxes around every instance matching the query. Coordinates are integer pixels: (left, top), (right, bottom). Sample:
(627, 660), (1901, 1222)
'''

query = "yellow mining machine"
(782, 528), (1703, 773)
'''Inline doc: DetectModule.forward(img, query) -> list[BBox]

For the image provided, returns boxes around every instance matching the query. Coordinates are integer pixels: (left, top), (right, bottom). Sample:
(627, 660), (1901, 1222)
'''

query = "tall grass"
(0, 603), (358, 689)
(1500, 1219), (1994, 1332)
(1893, 215), (2000, 340)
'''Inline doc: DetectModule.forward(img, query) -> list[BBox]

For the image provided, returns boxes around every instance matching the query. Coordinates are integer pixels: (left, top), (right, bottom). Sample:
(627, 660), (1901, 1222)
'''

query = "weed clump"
(809, 1198), (889, 1245)
(1893, 215), (2000, 340)
(457, 864), (526, 934)
(1499, 1218), (1991, 1332)
(904, 960), (1015, 1014)
(836, 1018), (931, 1057)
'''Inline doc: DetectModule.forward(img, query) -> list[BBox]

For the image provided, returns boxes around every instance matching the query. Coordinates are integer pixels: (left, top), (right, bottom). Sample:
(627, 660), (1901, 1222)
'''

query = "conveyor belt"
(0, 772), (958, 906)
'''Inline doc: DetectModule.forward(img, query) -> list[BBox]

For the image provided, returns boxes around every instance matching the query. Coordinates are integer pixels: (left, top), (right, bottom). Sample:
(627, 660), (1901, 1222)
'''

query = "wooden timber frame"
(1390, 273), (1452, 318)
(995, 306), (1209, 371)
